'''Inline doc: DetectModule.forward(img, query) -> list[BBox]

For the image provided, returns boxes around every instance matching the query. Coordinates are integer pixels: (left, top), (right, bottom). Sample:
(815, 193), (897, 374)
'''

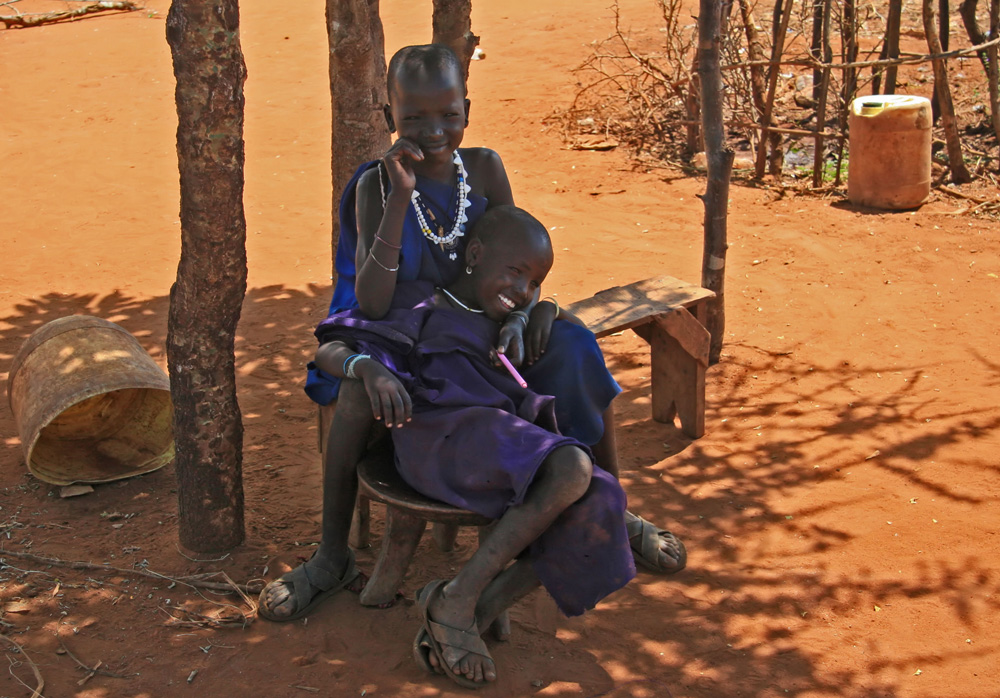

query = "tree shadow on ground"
(1, 293), (998, 696)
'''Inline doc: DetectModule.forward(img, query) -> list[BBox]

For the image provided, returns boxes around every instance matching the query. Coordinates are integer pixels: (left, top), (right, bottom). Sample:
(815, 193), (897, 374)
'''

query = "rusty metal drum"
(7, 315), (174, 485)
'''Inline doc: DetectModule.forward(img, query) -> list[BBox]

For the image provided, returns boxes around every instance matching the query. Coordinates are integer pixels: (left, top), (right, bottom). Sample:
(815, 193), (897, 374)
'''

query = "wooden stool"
(354, 438), (495, 607)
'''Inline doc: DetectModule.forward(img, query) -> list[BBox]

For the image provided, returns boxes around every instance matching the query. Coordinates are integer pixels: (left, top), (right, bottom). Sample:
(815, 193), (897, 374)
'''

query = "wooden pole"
(327, 0), (392, 278)
(923, 0), (973, 182)
(753, 0), (794, 179)
(432, 0), (480, 81)
(959, 0), (1000, 168)
(165, 0), (248, 552)
(698, 0), (734, 364)
(812, 0), (833, 188)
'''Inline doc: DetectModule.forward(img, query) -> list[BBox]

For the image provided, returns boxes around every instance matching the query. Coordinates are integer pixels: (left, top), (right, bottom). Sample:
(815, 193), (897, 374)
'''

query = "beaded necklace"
(412, 152), (471, 260)
(377, 151), (472, 261)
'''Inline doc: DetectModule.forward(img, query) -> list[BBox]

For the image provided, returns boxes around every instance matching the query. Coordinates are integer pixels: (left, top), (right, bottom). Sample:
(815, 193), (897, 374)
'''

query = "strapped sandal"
(413, 580), (495, 689)
(627, 514), (687, 574)
(258, 550), (362, 622)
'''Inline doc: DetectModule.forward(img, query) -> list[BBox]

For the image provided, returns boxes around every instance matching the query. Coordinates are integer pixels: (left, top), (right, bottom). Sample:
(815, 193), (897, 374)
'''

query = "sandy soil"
(2, 1), (999, 696)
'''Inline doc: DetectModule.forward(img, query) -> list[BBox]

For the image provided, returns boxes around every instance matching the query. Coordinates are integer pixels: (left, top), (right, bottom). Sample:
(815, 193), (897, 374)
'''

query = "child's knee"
(334, 380), (375, 423)
(545, 446), (593, 500)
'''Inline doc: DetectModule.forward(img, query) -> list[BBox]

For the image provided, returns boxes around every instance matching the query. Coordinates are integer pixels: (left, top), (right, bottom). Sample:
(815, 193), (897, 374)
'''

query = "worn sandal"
(257, 550), (362, 622)
(413, 580), (496, 689)
(626, 514), (687, 574)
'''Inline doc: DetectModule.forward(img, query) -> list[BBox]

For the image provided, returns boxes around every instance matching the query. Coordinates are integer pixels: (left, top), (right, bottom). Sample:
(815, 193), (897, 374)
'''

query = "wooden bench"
(563, 274), (715, 439)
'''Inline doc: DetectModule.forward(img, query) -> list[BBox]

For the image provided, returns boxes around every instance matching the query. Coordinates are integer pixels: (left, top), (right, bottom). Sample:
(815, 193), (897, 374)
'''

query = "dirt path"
(1, 1), (998, 696)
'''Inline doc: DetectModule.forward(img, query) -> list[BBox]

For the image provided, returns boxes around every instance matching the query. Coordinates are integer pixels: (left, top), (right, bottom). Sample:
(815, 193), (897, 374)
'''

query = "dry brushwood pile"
(557, 0), (1000, 203)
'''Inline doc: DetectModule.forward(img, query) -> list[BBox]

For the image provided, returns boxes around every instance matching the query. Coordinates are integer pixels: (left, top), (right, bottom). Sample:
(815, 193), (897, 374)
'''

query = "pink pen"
(497, 352), (528, 388)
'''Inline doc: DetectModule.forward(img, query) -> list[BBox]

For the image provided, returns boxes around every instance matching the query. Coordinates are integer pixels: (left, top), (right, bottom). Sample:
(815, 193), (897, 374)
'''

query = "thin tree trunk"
(923, 0), (973, 182)
(738, 0), (781, 174)
(931, 0), (950, 121)
(327, 0), (392, 277)
(698, 0), (734, 364)
(876, 0), (903, 94)
(165, 0), (248, 552)
(753, 0), (794, 178)
(959, 0), (1000, 166)
(810, 0), (824, 101)
(432, 0), (480, 81)
(687, 51), (703, 154)
(836, 0), (859, 185)
(812, 0), (833, 187)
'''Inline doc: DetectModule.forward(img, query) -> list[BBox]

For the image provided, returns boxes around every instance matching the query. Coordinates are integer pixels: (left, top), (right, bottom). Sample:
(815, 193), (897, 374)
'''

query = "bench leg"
(349, 494), (371, 549)
(432, 523), (460, 552)
(650, 320), (706, 439)
(359, 505), (426, 607)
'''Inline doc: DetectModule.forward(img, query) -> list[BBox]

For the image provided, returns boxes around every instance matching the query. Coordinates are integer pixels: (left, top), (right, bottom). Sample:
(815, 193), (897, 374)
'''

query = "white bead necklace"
(439, 286), (484, 313)
(410, 151), (472, 250)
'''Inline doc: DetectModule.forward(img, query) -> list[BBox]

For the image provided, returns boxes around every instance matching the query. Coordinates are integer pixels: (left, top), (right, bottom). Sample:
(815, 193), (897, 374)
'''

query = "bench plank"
(563, 275), (715, 338)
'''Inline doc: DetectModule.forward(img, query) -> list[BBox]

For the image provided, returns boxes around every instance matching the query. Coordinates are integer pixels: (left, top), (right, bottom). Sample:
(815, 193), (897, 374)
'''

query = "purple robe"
(316, 282), (636, 616)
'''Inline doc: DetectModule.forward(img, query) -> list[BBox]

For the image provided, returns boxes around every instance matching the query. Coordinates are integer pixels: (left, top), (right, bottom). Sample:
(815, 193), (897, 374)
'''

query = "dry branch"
(0, 634), (43, 698)
(0, 549), (263, 595)
(1, 1), (138, 28)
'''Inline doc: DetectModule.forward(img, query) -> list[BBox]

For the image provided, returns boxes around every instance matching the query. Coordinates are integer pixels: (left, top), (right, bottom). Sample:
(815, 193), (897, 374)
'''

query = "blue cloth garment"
(315, 281), (636, 616)
(304, 153), (621, 448)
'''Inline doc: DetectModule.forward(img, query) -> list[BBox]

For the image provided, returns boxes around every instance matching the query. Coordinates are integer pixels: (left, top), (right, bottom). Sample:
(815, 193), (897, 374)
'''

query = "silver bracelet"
(345, 353), (372, 379)
(369, 248), (399, 272)
(507, 310), (529, 328)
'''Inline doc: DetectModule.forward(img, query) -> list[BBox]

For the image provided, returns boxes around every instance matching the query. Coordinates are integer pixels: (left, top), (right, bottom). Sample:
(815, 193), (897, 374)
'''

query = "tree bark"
(165, 0), (248, 552)
(812, 0), (833, 187)
(753, 0), (794, 178)
(698, 0), (734, 364)
(875, 0), (903, 94)
(923, 0), (973, 182)
(327, 0), (392, 277)
(959, 0), (1000, 167)
(432, 0), (480, 81)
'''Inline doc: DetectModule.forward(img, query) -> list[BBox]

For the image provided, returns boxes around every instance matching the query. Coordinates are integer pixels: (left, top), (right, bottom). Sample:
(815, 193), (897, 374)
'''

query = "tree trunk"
(698, 0), (734, 364)
(931, 0), (950, 121)
(959, 0), (1000, 167)
(836, 0), (859, 185)
(432, 0), (480, 81)
(876, 0), (903, 94)
(737, 0), (780, 174)
(165, 0), (248, 552)
(812, 0), (833, 188)
(327, 0), (392, 277)
(753, 0), (794, 178)
(923, 0), (973, 182)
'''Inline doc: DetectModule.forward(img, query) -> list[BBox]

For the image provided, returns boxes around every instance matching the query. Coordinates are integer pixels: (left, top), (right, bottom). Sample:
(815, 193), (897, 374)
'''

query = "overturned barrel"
(848, 95), (932, 210)
(7, 316), (174, 485)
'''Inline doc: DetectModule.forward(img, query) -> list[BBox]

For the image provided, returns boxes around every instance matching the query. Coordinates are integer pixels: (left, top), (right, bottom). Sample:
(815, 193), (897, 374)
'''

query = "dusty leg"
(423, 445), (593, 684)
(260, 380), (374, 618)
(590, 403), (619, 477)
(593, 402), (686, 574)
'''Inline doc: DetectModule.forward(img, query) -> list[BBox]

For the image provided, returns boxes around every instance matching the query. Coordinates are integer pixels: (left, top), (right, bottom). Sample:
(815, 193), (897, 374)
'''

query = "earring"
(465, 265), (473, 275)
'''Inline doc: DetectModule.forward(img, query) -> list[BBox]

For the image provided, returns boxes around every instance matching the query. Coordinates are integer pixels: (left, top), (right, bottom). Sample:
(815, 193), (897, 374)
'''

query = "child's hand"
(495, 317), (526, 367)
(355, 359), (412, 428)
(382, 137), (424, 194)
(525, 300), (558, 365)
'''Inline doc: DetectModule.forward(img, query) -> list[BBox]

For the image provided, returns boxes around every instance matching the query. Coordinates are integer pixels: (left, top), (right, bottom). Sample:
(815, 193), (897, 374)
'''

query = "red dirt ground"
(2, 1), (999, 697)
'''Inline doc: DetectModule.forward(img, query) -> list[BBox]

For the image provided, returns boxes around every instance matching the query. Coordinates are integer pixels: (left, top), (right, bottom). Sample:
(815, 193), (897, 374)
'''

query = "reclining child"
(312, 205), (636, 688)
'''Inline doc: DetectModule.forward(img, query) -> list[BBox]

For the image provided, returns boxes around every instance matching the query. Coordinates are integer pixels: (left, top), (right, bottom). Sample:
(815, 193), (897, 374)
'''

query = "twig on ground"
(175, 544), (230, 563)
(55, 635), (136, 679)
(0, 549), (263, 595)
(0, 634), (44, 698)
(1, 1), (139, 28)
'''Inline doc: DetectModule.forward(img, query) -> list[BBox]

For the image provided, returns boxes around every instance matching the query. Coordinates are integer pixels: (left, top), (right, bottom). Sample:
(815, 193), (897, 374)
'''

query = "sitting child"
(314, 206), (636, 688)
(259, 42), (681, 625)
